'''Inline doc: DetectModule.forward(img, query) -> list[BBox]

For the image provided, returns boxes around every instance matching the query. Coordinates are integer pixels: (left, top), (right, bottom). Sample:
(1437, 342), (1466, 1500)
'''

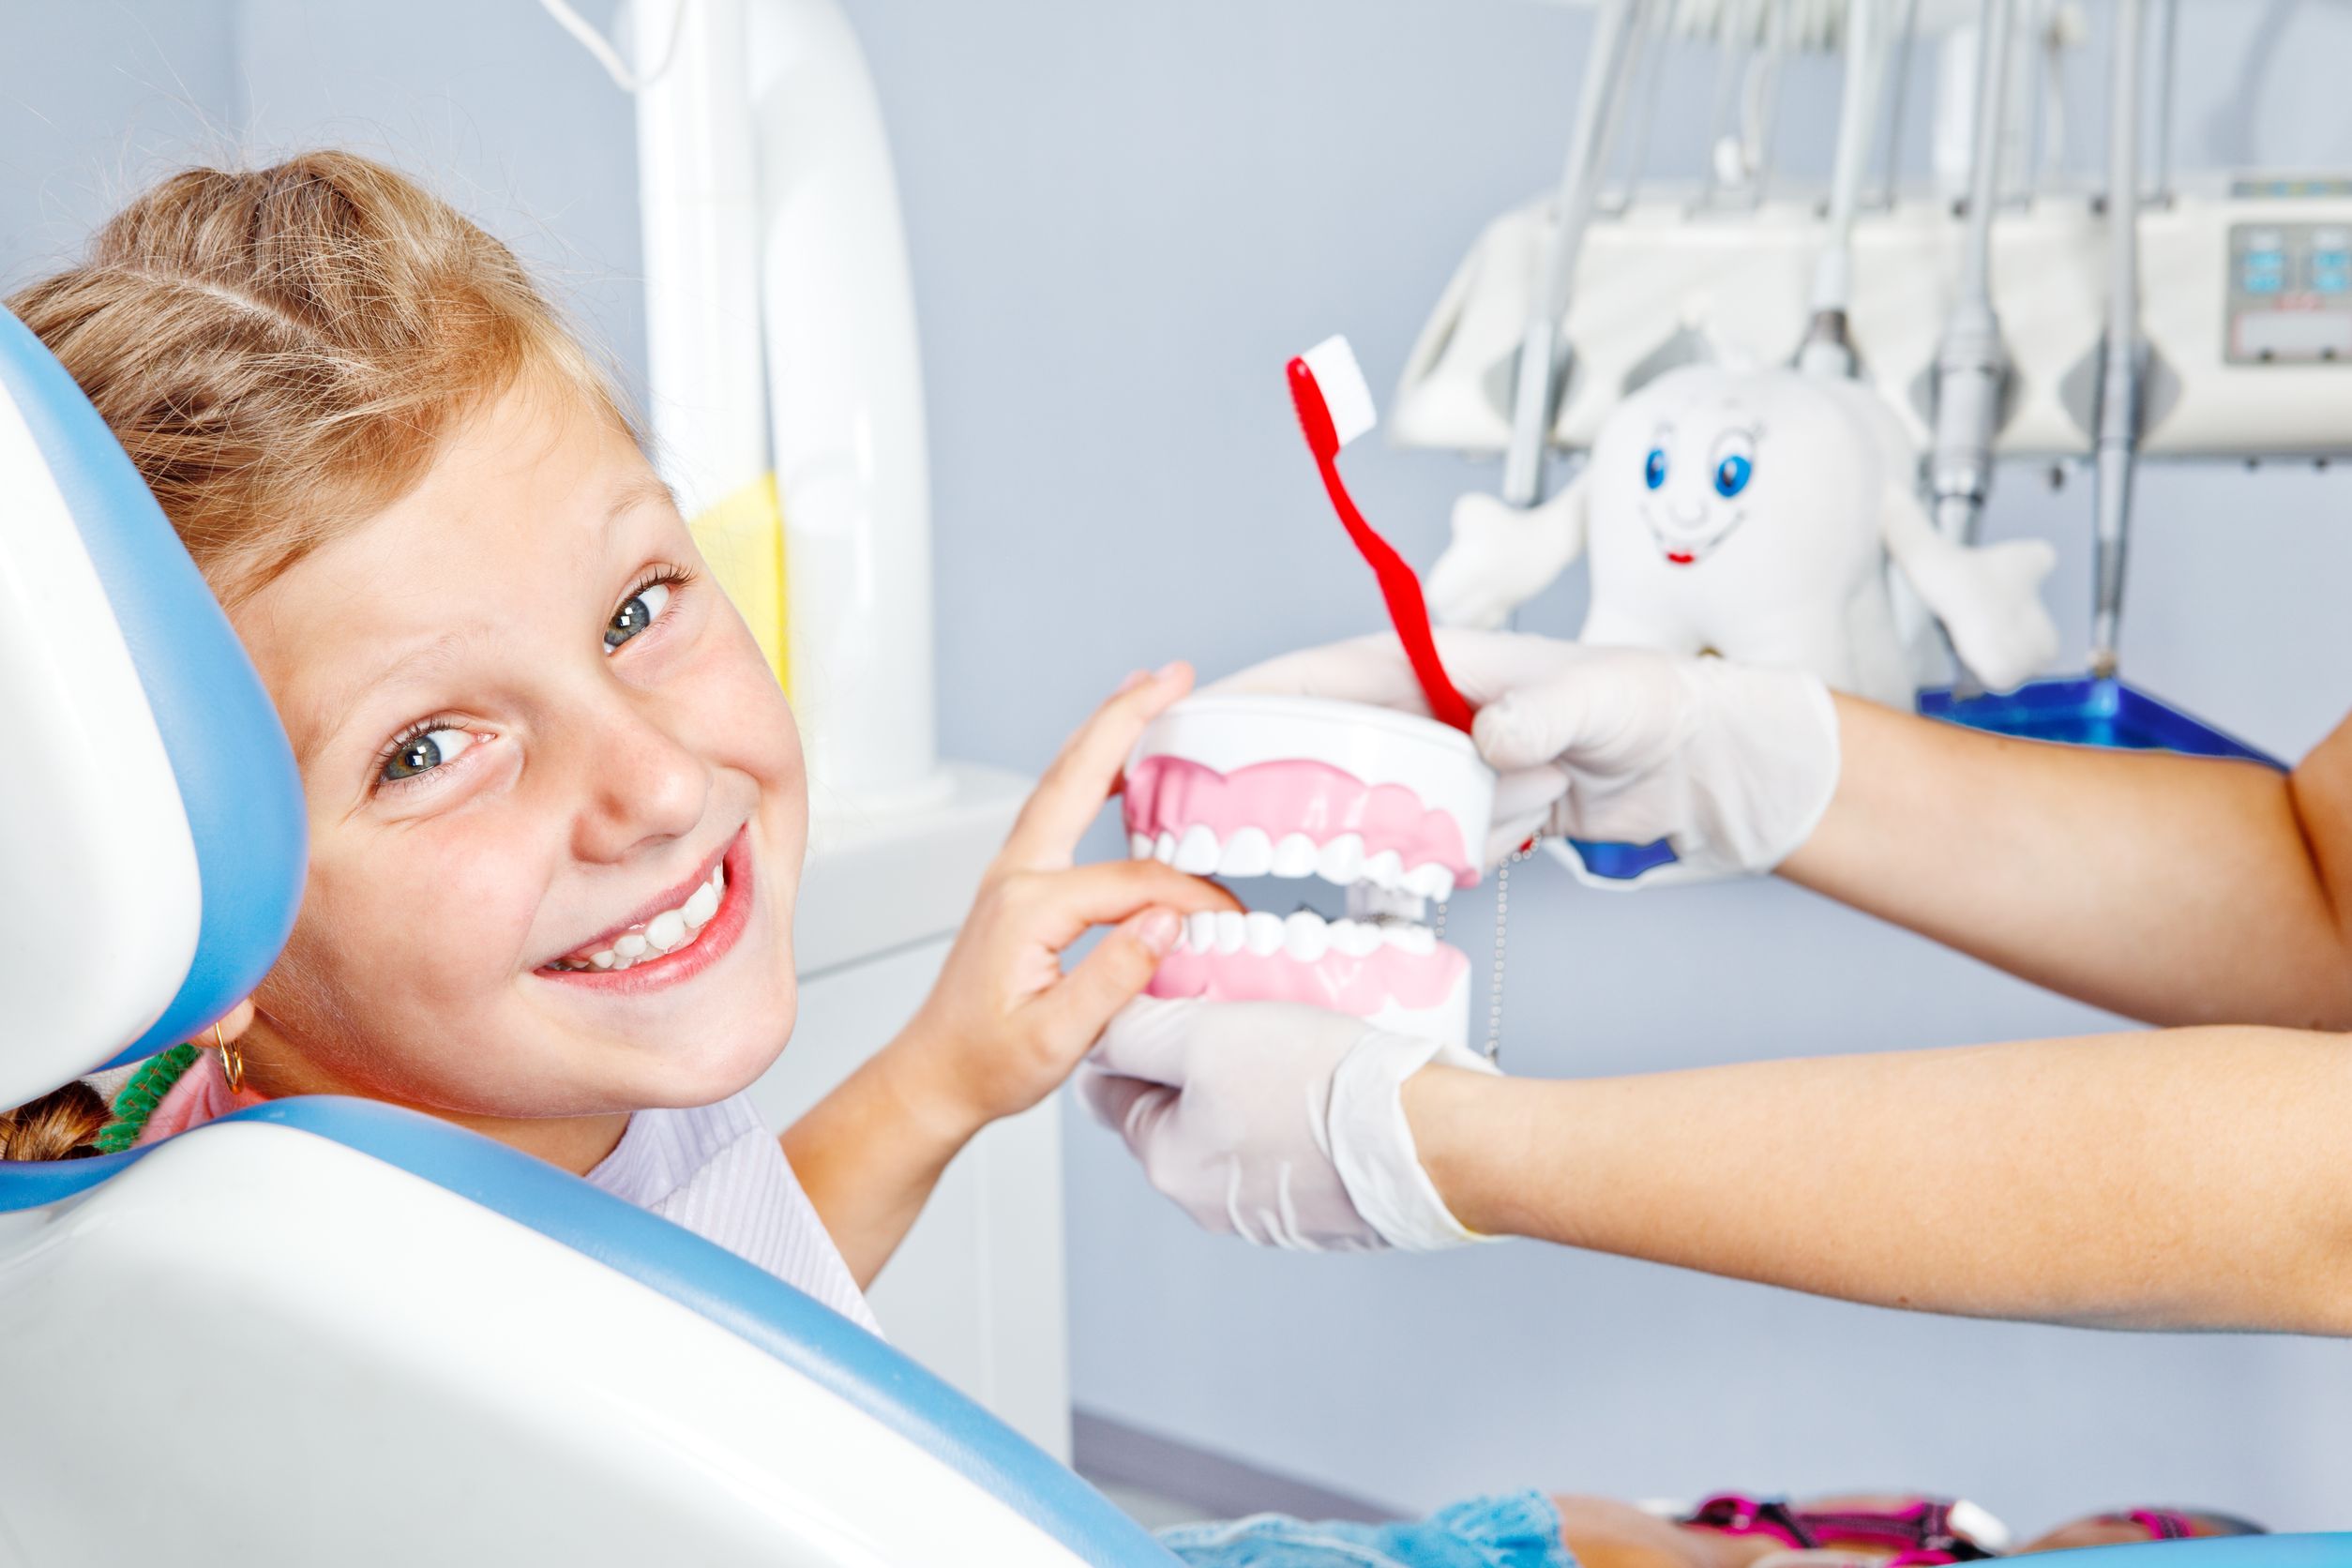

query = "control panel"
(2227, 219), (2352, 364)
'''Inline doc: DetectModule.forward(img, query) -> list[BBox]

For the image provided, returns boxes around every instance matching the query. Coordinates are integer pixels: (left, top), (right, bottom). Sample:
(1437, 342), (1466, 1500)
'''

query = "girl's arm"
(1406, 1024), (2352, 1334)
(1782, 696), (2352, 1031)
(782, 1026), (990, 1291)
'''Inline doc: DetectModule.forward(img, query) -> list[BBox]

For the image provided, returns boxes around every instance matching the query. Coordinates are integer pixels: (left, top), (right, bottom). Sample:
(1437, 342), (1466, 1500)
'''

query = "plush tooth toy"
(1425, 364), (2058, 707)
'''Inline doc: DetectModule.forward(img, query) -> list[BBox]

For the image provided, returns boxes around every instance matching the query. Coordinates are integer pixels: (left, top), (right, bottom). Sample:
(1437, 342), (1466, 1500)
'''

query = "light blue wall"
(0, 1), (238, 279)
(5, 0), (2350, 1534)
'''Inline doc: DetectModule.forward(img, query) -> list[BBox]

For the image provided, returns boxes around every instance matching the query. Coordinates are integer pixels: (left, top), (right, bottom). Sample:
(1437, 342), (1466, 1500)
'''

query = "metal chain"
(1429, 841), (1540, 1062)
(1483, 841), (1539, 1062)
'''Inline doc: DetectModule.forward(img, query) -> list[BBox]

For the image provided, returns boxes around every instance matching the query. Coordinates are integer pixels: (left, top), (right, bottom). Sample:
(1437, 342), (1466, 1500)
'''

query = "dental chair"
(0, 306), (1175, 1563)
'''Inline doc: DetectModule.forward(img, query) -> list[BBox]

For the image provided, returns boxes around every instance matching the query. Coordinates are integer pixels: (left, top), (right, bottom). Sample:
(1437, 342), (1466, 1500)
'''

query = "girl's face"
(232, 380), (806, 1161)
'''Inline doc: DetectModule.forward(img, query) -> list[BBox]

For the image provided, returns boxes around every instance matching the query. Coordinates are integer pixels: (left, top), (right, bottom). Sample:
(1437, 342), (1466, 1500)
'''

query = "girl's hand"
(894, 664), (1240, 1138)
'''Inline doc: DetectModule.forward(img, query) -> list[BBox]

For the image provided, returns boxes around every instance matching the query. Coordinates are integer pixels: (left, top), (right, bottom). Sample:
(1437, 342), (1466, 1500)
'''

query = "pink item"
(1680, 1496), (2002, 1564)
(1124, 755), (1474, 888)
(134, 1049), (268, 1148)
(1147, 936), (1468, 1013)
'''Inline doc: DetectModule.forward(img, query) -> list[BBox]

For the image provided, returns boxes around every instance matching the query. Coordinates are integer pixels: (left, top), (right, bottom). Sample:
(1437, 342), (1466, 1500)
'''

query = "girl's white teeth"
(645, 911), (687, 952)
(550, 860), (728, 973)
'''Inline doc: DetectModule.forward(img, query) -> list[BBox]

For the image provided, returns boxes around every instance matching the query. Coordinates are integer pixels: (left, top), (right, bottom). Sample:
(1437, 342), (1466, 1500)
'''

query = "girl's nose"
(566, 697), (712, 866)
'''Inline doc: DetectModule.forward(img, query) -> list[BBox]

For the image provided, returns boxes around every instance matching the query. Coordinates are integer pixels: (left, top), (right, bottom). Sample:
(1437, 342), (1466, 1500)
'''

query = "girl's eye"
(1643, 447), (1667, 490)
(381, 728), (476, 784)
(606, 581), (671, 653)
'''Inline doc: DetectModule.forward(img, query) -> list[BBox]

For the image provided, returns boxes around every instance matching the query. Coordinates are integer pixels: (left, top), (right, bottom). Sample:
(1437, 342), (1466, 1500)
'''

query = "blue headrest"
(0, 308), (305, 1075)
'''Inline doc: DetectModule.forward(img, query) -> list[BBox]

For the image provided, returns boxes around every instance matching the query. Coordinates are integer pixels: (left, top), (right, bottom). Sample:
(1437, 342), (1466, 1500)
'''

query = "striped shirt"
(586, 1092), (882, 1334)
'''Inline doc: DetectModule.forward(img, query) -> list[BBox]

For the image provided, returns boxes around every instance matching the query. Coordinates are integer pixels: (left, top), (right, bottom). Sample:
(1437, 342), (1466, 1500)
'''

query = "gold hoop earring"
(215, 1021), (245, 1094)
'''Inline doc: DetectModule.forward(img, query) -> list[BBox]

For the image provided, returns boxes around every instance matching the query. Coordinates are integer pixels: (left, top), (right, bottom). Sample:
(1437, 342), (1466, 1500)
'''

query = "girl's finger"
(1022, 907), (1182, 1058)
(1021, 859), (1240, 952)
(1000, 662), (1193, 868)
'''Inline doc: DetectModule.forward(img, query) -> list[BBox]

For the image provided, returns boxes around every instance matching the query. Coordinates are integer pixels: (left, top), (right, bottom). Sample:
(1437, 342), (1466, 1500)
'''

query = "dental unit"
(1920, 0), (2281, 766)
(1391, 0), (2331, 778)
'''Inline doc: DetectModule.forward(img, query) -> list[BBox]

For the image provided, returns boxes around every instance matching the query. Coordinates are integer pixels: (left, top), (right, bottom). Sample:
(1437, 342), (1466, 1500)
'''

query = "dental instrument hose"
(1926, 0), (2017, 550)
(2092, 0), (2147, 679)
(1502, 0), (1644, 509)
(1800, 0), (1886, 377)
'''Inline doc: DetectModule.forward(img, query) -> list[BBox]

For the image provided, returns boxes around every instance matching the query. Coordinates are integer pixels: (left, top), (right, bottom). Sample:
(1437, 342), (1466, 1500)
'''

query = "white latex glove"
(1079, 997), (1498, 1252)
(1210, 630), (1840, 882)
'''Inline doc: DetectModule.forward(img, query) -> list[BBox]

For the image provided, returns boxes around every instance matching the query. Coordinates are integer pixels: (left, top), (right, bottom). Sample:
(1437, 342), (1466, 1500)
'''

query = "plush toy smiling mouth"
(1125, 694), (1496, 1047)
(1641, 504), (1747, 565)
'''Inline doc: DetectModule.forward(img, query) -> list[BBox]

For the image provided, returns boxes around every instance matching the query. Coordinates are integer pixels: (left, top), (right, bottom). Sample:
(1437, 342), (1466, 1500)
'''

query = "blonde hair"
(0, 1081), (109, 1163)
(1, 151), (635, 1159)
(7, 148), (634, 606)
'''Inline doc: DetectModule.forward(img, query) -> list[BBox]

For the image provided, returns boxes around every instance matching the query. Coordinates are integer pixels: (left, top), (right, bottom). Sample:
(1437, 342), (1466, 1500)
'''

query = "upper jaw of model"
(1123, 694), (1496, 1047)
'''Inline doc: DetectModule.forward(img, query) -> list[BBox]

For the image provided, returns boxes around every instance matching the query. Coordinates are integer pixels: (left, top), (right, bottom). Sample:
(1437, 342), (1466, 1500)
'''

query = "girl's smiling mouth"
(536, 825), (755, 992)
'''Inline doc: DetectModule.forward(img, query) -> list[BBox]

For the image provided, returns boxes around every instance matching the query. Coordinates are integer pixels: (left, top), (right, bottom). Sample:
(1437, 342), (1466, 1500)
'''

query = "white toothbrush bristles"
(1302, 334), (1378, 448)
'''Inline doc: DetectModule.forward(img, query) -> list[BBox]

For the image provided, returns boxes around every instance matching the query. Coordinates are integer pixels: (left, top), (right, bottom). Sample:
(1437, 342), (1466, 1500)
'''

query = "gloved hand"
(1209, 630), (1840, 881)
(1078, 997), (1498, 1252)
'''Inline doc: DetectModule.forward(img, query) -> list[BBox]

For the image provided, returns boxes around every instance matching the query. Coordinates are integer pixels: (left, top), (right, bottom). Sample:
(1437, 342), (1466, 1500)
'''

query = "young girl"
(0, 152), (2248, 1568)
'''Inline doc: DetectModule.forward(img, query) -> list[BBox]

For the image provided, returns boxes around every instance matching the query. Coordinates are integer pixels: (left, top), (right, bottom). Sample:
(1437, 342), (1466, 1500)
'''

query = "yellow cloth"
(687, 473), (790, 691)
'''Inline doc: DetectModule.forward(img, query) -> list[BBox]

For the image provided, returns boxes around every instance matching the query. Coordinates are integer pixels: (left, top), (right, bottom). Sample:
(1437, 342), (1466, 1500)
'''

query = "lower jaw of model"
(1124, 695), (1496, 1048)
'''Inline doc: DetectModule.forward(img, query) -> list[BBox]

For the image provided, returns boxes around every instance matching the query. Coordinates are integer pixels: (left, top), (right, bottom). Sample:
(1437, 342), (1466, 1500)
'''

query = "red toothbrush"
(1286, 336), (1476, 733)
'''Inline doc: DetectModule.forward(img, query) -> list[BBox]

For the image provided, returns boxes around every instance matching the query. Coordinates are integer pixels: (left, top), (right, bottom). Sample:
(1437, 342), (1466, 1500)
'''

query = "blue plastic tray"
(1919, 676), (2284, 768)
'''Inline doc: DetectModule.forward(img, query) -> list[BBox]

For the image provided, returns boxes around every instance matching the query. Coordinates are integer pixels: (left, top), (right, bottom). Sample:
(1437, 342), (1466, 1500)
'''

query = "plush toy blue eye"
(1713, 452), (1752, 498)
(1644, 448), (1667, 490)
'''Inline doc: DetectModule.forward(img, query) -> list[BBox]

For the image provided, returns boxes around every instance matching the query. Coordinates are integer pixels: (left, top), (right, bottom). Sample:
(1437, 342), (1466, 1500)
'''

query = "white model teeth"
(1271, 833), (1319, 877)
(1406, 863), (1456, 900)
(549, 859), (728, 973)
(1244, 911), (1285, 956)
(1174, 825), (1222, 874)
(1316, 834), (1364, 883)
(1282, 910), (1329, 961)
(1170, 909), (1442, 959)
(1187, 912), (1219, 953)
(1214, 910), (1247, 952)
(1130, 822), (1458, 900)
(1218, 826), (1274, 878)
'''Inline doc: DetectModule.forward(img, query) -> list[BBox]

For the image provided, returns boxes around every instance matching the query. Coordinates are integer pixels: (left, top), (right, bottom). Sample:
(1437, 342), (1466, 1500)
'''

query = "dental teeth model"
(547, 858), (728, 972)
(1125, 694), (1495, 1048)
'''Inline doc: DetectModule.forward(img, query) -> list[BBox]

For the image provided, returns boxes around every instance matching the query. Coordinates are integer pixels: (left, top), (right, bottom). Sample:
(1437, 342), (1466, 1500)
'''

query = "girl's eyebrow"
(605, 475), (677, 533)
(298, 628), (482, 763)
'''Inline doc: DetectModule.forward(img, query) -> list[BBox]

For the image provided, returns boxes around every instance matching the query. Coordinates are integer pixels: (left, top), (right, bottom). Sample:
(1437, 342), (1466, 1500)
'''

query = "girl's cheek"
(676, 623), (803, 780)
